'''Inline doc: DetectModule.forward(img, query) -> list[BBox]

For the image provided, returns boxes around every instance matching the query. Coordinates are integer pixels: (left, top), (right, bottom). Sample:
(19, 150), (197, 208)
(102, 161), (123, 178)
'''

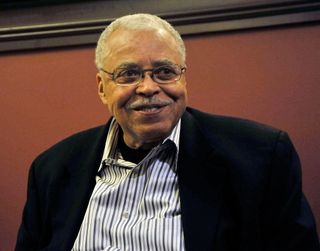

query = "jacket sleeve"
(261, 131), (320, 250)
(15, 161), (43, 251)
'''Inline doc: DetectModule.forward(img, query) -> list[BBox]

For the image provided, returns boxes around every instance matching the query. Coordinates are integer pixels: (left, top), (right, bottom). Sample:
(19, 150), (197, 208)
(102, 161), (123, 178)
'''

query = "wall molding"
(0, 0), (319, 52)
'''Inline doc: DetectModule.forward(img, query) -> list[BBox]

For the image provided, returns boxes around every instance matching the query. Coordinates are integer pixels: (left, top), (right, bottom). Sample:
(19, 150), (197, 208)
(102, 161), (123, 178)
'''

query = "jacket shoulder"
(34, 124), (107, 165)
(185, 107), (282, 143)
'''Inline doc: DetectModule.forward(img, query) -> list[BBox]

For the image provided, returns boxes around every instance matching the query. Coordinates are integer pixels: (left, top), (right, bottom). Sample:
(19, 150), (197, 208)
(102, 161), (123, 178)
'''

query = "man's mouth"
(134, 104), (165, 112)
(127, 98), (172, 112)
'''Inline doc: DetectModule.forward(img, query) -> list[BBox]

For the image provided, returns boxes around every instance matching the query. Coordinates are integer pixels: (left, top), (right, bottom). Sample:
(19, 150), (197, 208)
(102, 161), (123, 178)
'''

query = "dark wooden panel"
(0, 0), (319, 52)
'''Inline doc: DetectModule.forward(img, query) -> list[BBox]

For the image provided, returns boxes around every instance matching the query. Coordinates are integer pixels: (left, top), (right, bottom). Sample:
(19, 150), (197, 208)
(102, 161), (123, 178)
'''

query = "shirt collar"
(98, 118), (181, 172)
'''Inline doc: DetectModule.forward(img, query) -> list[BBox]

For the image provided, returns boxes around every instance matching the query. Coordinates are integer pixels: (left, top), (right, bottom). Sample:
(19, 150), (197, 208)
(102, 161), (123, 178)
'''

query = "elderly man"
(15, 13), (319, 251)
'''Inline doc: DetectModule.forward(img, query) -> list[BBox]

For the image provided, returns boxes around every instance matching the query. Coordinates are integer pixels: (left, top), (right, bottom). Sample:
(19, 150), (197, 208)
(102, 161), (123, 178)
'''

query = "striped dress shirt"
(72, 119), (185, 251)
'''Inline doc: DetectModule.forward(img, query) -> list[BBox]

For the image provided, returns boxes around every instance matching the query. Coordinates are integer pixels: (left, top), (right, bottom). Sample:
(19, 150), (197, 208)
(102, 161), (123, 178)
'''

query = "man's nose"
(135, 72), (161, 96)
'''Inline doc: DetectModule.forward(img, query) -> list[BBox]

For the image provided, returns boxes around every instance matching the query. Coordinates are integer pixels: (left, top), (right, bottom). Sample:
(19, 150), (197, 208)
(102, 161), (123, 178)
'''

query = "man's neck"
(118, 132), (151, 163)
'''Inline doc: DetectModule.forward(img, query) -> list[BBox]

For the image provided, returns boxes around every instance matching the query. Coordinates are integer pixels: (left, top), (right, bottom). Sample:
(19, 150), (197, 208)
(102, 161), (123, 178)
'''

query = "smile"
(128, 99), (173, 113)
(138, 106), (161, 112)
(133, 104), (167, 113)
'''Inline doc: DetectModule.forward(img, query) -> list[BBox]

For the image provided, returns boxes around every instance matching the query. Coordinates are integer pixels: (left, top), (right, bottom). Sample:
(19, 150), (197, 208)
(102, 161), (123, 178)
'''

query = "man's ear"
(96, 73), (108, 105)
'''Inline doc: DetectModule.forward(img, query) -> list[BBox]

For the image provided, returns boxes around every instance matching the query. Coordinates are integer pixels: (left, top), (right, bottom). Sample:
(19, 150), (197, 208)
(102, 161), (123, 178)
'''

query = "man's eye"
(115, 69), (140, 83)
(155, 66), (177, 79)
(118, 69), (140, 77)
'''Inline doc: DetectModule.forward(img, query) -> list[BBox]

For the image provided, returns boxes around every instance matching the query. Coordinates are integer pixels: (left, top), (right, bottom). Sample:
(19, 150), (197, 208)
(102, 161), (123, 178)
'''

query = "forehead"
(104, 28), (183, 69)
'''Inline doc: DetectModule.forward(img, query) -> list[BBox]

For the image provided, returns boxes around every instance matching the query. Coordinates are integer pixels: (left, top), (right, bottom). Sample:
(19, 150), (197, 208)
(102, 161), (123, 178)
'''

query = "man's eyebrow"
(114, 60), (176, 70)
(152, 60), (175, 67)
(115, 62), (140, 69)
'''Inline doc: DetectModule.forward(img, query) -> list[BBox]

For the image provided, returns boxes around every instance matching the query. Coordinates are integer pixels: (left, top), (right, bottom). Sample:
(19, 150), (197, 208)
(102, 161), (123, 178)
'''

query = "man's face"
(97, 28), (187, 149)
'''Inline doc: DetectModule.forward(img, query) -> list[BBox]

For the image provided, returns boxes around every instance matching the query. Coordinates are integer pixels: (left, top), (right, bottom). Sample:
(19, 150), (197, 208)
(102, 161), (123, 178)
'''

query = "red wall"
(1, 24), (319, 250)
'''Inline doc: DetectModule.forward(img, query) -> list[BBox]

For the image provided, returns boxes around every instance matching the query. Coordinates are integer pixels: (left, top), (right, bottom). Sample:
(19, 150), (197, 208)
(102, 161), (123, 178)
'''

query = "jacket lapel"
(59, 123), (110, 251)
(178, 111), (227, 251)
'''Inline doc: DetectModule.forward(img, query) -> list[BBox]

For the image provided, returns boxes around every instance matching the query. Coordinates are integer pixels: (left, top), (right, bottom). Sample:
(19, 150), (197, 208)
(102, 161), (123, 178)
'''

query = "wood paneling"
(1, 0), (320, 52)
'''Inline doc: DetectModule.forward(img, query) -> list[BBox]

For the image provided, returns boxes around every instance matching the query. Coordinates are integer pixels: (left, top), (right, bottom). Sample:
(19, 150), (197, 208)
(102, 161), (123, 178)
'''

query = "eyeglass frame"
(99, 64), (186, 86)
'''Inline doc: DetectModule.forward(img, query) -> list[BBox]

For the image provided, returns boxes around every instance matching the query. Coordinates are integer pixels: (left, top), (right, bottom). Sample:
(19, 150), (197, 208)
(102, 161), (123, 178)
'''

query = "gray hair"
(95, 13), (186, 69)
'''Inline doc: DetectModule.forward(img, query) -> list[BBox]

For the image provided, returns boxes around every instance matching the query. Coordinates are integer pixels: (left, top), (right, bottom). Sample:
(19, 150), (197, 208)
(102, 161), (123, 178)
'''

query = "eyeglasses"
(100, 64), (186, 86)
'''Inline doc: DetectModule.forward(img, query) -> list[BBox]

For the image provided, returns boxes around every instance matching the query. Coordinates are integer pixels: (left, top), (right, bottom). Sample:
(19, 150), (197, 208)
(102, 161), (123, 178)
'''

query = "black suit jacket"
(16, 107), (320, 251)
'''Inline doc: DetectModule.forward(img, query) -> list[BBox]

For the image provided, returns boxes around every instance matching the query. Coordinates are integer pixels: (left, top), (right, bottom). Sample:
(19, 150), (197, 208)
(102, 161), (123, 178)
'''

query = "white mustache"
(127, 98), (172, 110)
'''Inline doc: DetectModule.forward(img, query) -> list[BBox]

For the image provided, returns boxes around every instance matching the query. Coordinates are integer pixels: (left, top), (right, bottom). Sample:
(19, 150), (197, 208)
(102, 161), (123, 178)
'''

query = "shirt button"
(122, 212), (129, 218)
